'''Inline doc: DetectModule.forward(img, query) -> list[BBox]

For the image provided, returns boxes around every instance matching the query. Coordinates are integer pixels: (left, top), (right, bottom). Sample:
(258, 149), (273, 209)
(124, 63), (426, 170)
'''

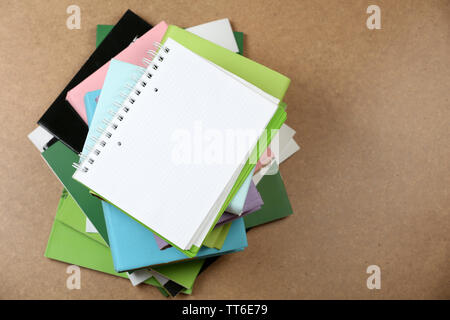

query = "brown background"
(0, 0), (449, 299)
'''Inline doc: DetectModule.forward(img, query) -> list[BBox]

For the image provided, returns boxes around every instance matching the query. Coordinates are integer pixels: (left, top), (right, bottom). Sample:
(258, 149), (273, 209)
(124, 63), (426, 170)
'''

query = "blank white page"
(186, 18), (239, 53)
(73, 38), (278, 250)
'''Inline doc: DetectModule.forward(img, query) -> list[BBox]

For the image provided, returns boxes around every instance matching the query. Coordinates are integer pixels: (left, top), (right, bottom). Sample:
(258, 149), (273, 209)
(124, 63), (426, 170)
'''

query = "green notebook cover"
(46, 189), (203, 292)
(42, 142), (109, 243)
(45, 191), (160, 288)
(211, 222), (232, 249)
(202, 223), (227, 249)
(163, 25), (290, 100)
(234, 32), (244, 55)
(244, 171), (293, 228)
(96, 25), (114, 47)
(89, 25), (289, 258)
(57, 189), (107, 247)
(202, 223), (225, 249)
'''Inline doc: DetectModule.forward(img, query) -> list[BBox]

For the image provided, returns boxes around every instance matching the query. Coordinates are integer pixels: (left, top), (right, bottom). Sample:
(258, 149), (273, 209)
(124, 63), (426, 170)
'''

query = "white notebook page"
(73, 38), (278, 250)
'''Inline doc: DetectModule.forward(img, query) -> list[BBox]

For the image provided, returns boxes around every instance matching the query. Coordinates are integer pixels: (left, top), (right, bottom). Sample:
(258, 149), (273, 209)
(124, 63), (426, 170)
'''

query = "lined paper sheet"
(74, 38), (278, 250)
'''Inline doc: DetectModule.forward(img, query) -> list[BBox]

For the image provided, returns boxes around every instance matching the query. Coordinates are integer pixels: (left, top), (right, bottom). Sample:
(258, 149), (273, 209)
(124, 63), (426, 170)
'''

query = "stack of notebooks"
(28, 10), (300, 297)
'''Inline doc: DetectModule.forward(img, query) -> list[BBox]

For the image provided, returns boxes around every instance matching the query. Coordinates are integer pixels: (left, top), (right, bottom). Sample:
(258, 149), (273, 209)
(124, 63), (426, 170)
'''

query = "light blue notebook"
(81, 60), (142, 157)
(84, 89), (101, 127)
(226, 167), (255, 214)
(83, 59), (254, 214)
(103, 202), (247, 272)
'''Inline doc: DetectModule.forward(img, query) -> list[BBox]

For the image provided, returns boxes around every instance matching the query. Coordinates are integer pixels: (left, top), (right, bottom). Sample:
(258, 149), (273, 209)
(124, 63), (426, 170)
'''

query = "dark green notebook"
(42, 141), (109, 243)
(244, 171), (293, 228)
(234, 32), (244, 54)
(96, 25), (114, 47)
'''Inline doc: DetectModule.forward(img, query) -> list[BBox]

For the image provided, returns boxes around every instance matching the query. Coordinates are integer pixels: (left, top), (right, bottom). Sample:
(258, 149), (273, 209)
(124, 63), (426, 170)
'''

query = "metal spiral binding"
(73, 42), (170, 173)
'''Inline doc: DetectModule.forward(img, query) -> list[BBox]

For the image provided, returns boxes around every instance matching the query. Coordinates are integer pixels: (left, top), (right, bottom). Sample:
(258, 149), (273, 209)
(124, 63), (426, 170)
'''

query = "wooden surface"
(0, 0), (449, 299)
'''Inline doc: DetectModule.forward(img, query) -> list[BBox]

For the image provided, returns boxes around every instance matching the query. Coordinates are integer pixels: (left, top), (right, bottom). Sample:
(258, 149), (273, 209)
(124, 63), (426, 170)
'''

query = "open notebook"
(73, 21), (290, 254)
(83, 25), (251, 239)
(81, 27), (249, 219)
(73, 37), (286, 256)
(83, 59), (260, 219)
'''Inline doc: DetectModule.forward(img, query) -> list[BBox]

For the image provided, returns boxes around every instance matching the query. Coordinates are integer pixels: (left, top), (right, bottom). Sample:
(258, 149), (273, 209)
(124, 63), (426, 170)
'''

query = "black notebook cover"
(163, 281), (185, 297)
(37, 10), (152, 153)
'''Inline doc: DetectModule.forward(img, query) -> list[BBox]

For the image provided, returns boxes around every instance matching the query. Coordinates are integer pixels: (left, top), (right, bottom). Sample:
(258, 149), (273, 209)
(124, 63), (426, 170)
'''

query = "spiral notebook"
(73, 39), (284, 256)
(82, 28), (251, 218)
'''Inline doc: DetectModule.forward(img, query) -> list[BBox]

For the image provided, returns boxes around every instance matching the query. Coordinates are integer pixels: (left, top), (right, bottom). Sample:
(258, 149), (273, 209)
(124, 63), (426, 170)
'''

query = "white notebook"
(73, 38), (279, 253)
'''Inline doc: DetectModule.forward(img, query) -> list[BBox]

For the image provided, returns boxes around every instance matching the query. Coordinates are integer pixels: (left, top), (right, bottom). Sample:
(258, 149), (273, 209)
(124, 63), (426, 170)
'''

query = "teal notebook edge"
(103, 200), (247, 272)
(84, 89), (101, 126)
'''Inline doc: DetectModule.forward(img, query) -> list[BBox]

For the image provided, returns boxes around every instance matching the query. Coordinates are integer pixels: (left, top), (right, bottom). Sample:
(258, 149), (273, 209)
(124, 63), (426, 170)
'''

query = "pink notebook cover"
(254, 147), (274, 173)
(66, 21), (169, 123)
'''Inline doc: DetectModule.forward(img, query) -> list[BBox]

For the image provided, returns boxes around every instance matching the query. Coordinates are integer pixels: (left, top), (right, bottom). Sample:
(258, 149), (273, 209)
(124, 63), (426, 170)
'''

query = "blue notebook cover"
(103, 202), (247, 272)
